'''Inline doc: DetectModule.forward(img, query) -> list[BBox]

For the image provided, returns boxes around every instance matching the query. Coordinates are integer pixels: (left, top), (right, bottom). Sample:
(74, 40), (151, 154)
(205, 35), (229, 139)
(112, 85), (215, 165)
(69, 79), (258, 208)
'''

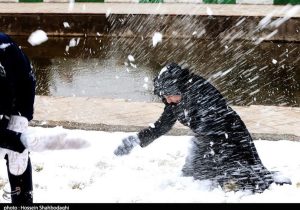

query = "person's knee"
(7, 149), (29, 176)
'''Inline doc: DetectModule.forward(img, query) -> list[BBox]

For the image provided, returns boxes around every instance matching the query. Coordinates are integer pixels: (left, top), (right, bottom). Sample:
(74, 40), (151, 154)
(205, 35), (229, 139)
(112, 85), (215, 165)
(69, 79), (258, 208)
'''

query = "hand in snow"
(114, 135), (140, 156)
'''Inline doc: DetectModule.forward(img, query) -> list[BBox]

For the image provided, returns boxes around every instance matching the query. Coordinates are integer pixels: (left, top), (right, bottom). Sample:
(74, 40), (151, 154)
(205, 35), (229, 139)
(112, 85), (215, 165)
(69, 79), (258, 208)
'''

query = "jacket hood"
(153, 62), (189, 97)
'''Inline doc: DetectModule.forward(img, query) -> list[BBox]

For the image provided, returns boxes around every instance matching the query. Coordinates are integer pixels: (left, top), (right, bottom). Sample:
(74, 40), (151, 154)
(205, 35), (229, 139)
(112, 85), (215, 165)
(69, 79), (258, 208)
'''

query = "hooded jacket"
(138, 63), (251, 147)
(0, 33), (36, 121)
(0, 33), (36, 153)
(136, 63), (275, 192)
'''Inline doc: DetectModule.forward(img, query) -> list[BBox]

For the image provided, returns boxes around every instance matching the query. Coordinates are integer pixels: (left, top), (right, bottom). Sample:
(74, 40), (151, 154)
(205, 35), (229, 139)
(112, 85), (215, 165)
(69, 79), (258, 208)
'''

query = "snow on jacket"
(0, 33), (35, 121)
(138, 63), (247, 147)
(0, 33), (36, 153)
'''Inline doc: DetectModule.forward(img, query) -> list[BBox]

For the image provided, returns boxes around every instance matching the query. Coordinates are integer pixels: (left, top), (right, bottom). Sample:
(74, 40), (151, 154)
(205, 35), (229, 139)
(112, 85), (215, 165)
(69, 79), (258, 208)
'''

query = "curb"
(30, 119), (300, 141)
(2, 0), (300, 5)
(31, 96), (300, 142)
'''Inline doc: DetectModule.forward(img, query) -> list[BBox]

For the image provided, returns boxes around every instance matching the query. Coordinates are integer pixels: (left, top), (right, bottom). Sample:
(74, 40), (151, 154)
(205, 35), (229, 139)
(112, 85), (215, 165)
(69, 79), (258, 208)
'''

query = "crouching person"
(114, 62), (290, 193)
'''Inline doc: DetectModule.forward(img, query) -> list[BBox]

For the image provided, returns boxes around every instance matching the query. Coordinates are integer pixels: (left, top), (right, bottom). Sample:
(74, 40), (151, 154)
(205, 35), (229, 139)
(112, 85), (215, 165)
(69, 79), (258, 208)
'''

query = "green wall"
(274, 0), (300, 4)
(203, 0), (236, 4)
(139, 0), (163, 3)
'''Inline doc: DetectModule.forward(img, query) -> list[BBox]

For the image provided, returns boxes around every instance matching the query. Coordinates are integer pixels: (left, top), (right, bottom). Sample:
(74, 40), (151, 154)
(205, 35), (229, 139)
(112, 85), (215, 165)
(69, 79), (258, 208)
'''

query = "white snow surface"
(0, 126), (299, 203)
(27, 30), (48, 46)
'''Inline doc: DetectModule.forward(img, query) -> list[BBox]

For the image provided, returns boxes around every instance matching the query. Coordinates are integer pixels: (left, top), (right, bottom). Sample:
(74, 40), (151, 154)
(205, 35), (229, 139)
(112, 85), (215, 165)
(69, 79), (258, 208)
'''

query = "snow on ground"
(0, 126), (300, 203)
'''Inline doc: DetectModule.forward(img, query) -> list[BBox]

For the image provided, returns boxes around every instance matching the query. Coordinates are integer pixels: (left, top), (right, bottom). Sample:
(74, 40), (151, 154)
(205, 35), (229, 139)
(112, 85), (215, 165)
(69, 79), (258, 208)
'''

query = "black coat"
(138, 68), (248, 146)
(137, 63), (273, 192)
(0, 33), (36, 153)
(0, 33), (35, 120)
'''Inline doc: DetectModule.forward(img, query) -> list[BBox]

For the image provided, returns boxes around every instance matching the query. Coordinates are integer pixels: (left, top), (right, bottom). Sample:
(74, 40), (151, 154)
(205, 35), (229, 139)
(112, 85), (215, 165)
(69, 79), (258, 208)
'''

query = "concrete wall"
(1, 13), (299, 42)
(0, 0), (300, 4)
(0, 2), (299, 41)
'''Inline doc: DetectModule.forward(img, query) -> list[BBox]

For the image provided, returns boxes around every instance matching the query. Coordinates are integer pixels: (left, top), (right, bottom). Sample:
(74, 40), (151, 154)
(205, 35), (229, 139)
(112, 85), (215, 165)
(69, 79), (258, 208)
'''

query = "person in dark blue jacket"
(113, 62), (288, 193)
(0, 33), (36, 204)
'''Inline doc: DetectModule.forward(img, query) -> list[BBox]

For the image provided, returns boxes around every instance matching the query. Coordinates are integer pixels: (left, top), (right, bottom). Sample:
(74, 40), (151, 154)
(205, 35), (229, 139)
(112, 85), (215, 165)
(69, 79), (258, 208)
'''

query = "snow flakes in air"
(106, 9), (111, 18)
(0, 63), (5, 77)
(192, 30), (206, 38)
(249, 89), (260, 96)
(69, 38), (80, 47)
(28, 30), (48, 46)
(143, 77), (149, 90)
(149, 123), (155, 128)
(128, 55), (135, 62)
(158, 66), (167, 78)
(271, 5), (300, 28)
(68, 0), (74, 12)
(0, 43), (10, 50)
(254, 30), (278, 45)
(152, 32), (162, 47)
(130, 63), (137, 68)
(258, 5), (300, 29)
(206, 7), (213, 16)
(126, 55), (136, 69)
(65, 38), (80, 52)
(63, 22), (70, 28)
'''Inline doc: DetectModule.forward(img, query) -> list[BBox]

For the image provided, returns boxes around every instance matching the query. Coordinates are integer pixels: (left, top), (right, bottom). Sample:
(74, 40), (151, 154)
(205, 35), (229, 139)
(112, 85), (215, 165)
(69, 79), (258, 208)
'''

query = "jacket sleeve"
(0, 128), (26, 153)
(0, 116), (26, 153)
(6, 41), (36, 121)
(137, 105), (177, 148)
